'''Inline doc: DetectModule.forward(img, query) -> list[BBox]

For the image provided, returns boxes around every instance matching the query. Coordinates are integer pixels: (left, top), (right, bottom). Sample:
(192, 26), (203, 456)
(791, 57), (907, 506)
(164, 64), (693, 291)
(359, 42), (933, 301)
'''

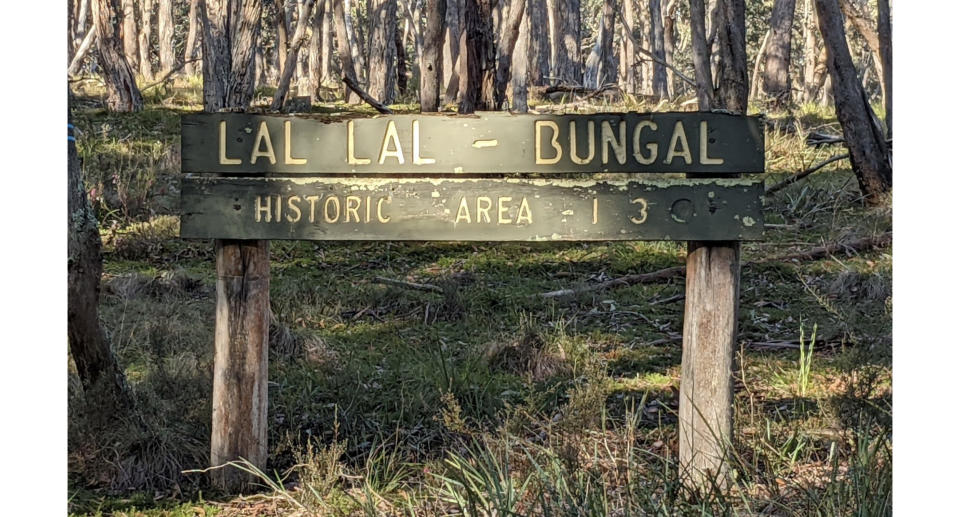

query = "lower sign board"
(180, 177), (764, 241)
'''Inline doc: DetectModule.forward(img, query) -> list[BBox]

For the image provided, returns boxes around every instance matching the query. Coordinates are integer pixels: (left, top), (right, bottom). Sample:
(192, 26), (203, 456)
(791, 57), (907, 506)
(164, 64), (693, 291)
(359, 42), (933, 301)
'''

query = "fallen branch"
(764, 154), (850, 196)
(343, 76), (393, 114)
(616, 3), (696, 88)
(372, 276), (442, 293)
(67, 29), (97, 77)
(539, 266), (685, 299)
(140, 58), (201, 92)
(764, 233), (891, 263)
(538, 233), (891, 298)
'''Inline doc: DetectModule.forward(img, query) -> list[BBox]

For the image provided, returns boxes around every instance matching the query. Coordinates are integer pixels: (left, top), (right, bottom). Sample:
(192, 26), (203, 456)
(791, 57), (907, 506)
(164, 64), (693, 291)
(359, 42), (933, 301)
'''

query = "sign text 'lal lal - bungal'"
(181, 113), (765, 174)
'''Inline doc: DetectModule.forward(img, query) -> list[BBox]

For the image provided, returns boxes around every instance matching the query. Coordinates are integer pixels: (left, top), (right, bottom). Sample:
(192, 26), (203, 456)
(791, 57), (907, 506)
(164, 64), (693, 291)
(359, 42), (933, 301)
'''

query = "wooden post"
(679, 240), (740, 489)
(210, 239), (270, 490)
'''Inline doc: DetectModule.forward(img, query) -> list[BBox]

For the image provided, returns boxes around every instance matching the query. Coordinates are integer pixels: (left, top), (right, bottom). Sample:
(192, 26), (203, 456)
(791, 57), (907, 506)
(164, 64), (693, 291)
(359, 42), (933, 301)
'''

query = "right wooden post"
(681, 0), (748, 491)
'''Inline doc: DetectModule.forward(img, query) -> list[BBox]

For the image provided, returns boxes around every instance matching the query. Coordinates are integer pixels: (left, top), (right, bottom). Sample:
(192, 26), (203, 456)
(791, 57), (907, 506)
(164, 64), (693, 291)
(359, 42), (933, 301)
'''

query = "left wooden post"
(211, 239), (270, 490)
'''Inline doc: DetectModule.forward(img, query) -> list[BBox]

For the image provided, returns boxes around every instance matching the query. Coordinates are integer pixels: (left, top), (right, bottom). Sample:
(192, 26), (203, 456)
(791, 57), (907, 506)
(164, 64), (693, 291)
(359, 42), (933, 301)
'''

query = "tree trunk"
(69, 28), (98, 77)
(367, 0), (398, 104)
(309, 0), (325, 101)
(648, 0), (667, 98)
(493, 0), (526, 109)
(321, 0), (334, 82)
(68, 116), (135, 414)
(200, 0), (268, 492)
(663, 0), (677, 97)
(526, 0), (550, 86)
(75, 0), (91, 49)
(121, 0), (139, 70)
(551, 0), (581, 85)
(334, 0), (361, 102)
(158, 0), (175, 75)
(138, 0), (154, 81)
(680, 0), (747, 492)
(621, 1), (637, 94)
(511, 3), (529, 111)
(458, 0), (496, 113)
(599, 0), (617, 87)
(396, 23), (408, 96)
(877, 0), (891, 138)
(763, 0), (796, 108)
(690, 0), (713, 109)
(185, 0), (201, 75)
(93, 0), (143, 111)
(272, 0), (320, 110)
(274, 0), (290, 77)
(421, 0), (446, 111)
(749, 29), (769, 100)
(442, 0), (462, 103)
(815, 0), (891, 203)
(584, 12), (603, 89)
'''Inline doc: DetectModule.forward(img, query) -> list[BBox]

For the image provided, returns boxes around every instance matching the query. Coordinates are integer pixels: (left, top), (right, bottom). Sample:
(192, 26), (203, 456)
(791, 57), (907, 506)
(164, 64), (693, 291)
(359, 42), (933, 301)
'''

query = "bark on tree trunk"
(511, 3), (529, 111)
(763, 0), (796, 108)
(121, 0), (139, 70)
(272, 0), (320, 110)
(309, 0), (323, 100)
(322, 0), (334, 82)
(600, 0), (617, 87)
(877, 0), (891, 138)
(749, 29), (769, 100)
(334, 0), (362, 102)
(621, 1), (637, 94)
(158, 0), (175, 75)
(396, 24), (408, 96)
(200, 0), (268, 493)
(648, 0), (667, 98)
(68, 116), (135, 414)
(421, 0), (446, 111)
(493, 0), (526, 109)
(442, 0), (462, 103)
(366, 0), (398, 104)
(663, 0), (677, 97)
(69, 28), (98, 77)
(680, 0), (747, 492)
(93, 0), (143, 111)
(137, 0), (154, 80)
(551, 0), (581, 86)
(815, 0), (891, 203)
(526, 0), (550, 86)
(274, 0), (290, 77)
(690, 0), (713, 109)
(185, 0), (201, 75)
(458, 0), (495, 113)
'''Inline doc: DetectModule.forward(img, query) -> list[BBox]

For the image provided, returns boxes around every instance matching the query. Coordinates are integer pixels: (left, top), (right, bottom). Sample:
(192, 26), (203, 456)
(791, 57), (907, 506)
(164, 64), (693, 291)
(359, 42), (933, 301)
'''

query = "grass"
(69, 80), (891, 516)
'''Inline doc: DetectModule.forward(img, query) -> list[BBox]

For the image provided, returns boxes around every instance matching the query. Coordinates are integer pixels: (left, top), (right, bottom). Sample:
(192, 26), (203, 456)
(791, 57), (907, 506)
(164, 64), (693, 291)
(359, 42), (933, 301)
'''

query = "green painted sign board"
(181, 112), (764, 175)
(180, 177), (764, 241)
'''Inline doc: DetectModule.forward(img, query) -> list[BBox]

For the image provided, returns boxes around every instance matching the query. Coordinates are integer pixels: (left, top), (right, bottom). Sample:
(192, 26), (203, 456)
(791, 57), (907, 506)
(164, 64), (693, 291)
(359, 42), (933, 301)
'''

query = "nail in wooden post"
(210, 239), (270, 491)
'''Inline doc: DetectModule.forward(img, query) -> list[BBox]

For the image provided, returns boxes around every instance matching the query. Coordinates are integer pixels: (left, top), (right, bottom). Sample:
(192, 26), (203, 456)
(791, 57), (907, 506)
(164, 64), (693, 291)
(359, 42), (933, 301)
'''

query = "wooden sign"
(180, 177), (763, 241)
(181, 112), (764, 175)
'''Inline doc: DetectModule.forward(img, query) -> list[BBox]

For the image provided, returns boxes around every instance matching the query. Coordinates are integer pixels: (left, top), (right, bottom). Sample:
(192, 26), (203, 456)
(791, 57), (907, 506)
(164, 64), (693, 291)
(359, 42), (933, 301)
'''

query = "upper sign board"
(181, 112), (765, 175)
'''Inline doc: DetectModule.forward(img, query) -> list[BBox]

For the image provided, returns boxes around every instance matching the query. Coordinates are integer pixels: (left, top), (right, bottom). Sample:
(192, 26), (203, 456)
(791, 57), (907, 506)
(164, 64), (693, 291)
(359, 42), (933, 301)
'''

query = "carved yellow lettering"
(570, 120), (595, 165)
(255, 195), (271, 222)
(219, 120), (242, 165)
(412, 120), (435, 165)
(286, 196), (302, 222)
(324, 196), (340, 223)
(455, 197), (472, 223)
(306, 195), (320, 223)
(699, 121), (724, 165)
(284, 121), (307, 165)
(535, 121), (562, 164)
(592, 197), (598, 224)
(476, 196), (492, 223)
(498, 197), (513, 224)
(275, 195), (282, 222)
(345, 196), (361, 222)
(250, 121), (277, 164)
(347, 120), (371, 165)
(664, 121), (692, 165)
(516, 197), (532, 225)
(601, 121), (627, 165)
(376, 197), (391, 223)
(378, 120), (405, 164)
(365, 196), (372, 223)
(632, 121), (658, 165)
